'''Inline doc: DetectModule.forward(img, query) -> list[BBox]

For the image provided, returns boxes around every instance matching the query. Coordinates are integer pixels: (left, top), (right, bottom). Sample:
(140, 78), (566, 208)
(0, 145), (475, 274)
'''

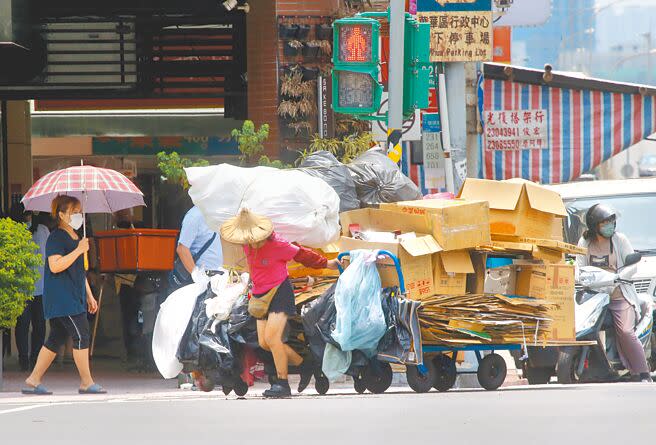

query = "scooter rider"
(576, 204), (652, 383)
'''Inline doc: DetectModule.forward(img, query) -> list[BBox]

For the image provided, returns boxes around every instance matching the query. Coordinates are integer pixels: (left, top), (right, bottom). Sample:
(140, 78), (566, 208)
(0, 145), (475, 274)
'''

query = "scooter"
(556, 252), (654, 383)
(520, 252), (655, 384)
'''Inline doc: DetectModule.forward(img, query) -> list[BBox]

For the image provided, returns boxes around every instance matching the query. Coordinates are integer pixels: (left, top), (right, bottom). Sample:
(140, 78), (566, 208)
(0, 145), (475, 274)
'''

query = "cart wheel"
(222, 385), (233, 395)
(363, 362), (393, 394)
(234, 379), (249, 397)
(315, 374), (330, 395)
(406, 359), (436, 393)
(477, 353), (507, 391)
(556, 347), (580, 384)
(195, 374), (216, 393)
(353, 373), (367, 394)
(523, 364), (553, 385)
(432, 355), (457, 392)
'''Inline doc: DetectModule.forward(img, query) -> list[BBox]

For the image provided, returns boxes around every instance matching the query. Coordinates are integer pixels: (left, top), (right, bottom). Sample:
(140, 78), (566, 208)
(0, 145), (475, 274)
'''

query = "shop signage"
(417, 0), (493, 62)
(484, 108), (549, 151)
(92, 136), (239, 156)
(422, 114), (446, 190)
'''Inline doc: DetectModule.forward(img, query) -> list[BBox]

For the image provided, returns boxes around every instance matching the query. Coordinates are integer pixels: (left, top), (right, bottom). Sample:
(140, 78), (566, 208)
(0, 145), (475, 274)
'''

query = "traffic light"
(403, 17), (431, 117)
(332, 17), (383, 115)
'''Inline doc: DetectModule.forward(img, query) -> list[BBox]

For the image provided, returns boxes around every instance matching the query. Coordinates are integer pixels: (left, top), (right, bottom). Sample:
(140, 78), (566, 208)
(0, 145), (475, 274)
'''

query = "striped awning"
(480, 76), (656, 184)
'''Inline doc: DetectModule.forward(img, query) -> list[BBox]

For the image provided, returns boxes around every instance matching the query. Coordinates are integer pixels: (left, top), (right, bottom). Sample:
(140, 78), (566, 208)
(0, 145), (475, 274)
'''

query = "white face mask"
(69, 213), (84, 230)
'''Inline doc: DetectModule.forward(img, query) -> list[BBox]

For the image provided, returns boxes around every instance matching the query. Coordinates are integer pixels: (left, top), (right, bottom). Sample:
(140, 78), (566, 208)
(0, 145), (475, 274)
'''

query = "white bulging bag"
(185, 164), (341, 248)
(152, 281), (208, 379)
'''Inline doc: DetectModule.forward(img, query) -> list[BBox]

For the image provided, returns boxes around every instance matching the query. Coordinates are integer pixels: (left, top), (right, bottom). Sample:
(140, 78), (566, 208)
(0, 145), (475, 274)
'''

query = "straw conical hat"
(220, 208), (274, 245)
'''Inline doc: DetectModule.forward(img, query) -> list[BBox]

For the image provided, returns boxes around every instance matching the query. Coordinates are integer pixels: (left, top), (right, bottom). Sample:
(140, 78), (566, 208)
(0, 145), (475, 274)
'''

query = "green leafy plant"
(301, 132), (374, 165)
(157, 151), (209, 190)
(258, 155), (292, 169)
(231, 120), (270, 165)
(0, 218), (40, 329)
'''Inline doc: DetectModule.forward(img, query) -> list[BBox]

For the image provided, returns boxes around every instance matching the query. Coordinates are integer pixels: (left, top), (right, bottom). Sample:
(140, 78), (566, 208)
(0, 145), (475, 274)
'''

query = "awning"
(480, 63), (656, 184)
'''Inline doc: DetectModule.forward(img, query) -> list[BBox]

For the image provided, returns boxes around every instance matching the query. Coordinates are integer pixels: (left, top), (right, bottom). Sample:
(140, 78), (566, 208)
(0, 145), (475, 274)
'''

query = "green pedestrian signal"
(332, 17), (383, 115)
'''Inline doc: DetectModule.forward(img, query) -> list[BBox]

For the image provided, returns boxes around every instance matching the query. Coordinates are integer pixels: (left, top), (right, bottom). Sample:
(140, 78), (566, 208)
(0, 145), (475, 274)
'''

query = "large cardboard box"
(515, 262), (576, 341)
(338, 208), (442, 300)
(433, 250), (475, 295)
(379, 199), (491, 250)
(459, 178), (567, 240)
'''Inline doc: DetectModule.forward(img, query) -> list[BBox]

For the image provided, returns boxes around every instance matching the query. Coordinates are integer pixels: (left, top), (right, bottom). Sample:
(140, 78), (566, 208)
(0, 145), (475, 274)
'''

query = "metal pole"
(386, 0), (405, 163)
(438, 70), (456, 193)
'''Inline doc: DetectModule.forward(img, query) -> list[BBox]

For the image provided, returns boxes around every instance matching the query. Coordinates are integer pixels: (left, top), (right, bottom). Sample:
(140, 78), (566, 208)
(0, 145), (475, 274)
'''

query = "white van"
(549, 178), (656, 303)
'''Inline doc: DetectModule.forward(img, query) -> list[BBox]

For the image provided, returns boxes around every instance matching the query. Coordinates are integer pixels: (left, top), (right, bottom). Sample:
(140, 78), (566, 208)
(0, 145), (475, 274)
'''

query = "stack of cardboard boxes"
(338, 178), (581, 344)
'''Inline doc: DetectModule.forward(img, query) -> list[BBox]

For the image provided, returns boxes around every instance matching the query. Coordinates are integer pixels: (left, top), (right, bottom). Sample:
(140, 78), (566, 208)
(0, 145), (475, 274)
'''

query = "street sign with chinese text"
(422, 125), (446, 190)
(417, 0), (493, 62)
(484, 109), (548, 151)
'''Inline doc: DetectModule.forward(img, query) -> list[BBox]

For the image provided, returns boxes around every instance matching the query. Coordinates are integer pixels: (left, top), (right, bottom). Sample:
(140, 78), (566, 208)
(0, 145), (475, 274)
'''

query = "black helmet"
(585, 204), (617, 234)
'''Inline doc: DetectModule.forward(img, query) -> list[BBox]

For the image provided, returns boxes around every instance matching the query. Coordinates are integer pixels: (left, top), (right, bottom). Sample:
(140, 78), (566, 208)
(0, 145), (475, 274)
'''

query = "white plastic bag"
(152, 281), (208, 379)
(205, 272), (250, 321)
(332, 249), (386, 354)
(185, 164), (341, 248)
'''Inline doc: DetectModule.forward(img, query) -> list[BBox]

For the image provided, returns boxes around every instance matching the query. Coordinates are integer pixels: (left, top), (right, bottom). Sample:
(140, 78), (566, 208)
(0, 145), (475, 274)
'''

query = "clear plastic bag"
(322, 343), (352, 382)
(204, 271), (250, 321)
(185, 164), (341, 248)
(332, 249), (386, 354)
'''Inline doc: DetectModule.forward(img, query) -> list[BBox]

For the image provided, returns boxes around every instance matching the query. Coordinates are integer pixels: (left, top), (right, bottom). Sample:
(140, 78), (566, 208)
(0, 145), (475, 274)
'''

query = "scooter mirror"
(623, 252), (642, 268)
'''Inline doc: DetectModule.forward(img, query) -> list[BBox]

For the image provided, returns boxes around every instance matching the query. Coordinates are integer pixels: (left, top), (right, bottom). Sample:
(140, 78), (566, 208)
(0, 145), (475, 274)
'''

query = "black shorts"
(256, 279), (296, 318)
(44, 313), (90, 351)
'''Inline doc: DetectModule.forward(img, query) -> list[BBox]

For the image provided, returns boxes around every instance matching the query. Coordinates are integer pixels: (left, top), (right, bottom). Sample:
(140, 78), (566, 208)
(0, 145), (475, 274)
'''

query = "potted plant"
(284, 40), (303, 57)
(297, 24), (311, 39)
(230, 120), (271, 166)
(0, 218), (40, 386)
(316, 23), (333, 40)
(278, 23), (299, 40)
(302, 41), (320, 60)
(280, 72), (304, 99)
(318, 40), (332, 58)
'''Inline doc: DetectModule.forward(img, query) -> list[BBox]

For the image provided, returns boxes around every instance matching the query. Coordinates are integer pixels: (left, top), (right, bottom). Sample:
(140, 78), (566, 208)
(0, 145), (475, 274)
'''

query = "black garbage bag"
(347, 148), (422, 206)
(198, 319), (234, 375)
(176, 287), (212, 367)
(299, 151), (360, 212)
(228, 295), (258, 347)
(302, 284), (339, 365)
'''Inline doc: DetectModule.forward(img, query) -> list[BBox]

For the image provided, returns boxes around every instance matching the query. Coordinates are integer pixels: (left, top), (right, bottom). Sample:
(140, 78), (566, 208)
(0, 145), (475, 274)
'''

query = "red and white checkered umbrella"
(22, 165), (145, 213)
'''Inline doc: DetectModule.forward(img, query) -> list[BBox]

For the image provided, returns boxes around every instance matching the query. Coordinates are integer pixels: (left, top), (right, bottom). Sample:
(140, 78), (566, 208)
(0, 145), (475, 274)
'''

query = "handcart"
(338, 250), (522, 394)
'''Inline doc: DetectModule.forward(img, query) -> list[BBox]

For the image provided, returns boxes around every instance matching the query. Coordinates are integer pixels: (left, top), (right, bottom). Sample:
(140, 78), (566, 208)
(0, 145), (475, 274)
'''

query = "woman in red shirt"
(221, 209), (340, 398)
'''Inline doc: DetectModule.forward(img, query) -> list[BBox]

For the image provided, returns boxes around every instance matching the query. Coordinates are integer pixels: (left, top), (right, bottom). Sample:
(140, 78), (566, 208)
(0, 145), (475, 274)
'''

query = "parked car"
(638, 154), (656, 177)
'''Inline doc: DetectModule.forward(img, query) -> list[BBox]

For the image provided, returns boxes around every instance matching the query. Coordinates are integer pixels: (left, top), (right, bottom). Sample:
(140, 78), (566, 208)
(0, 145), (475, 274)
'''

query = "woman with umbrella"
(20, 164), (145, 395)
(22, 195), (103, 394)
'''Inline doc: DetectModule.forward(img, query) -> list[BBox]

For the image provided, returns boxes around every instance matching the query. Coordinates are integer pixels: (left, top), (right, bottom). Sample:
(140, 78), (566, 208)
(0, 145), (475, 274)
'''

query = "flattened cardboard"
(459, 178), (566, 240)
(339, 208), (432, 236)
(379, 199), (491, 250)
(515, 263), (576, 341)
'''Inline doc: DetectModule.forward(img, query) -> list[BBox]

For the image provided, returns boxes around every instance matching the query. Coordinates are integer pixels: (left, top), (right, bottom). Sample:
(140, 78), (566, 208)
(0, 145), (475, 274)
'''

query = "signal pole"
(386, 0), (405, 163)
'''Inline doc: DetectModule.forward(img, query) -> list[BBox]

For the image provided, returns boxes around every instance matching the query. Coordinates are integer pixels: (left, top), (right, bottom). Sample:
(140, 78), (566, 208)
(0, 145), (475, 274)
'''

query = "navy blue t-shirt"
(43, 228), (86, 320)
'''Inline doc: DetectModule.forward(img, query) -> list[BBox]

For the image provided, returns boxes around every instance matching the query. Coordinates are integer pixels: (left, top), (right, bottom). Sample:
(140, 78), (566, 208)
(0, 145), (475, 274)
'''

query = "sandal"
(78, 383), (107, 394)
(21, 384), (52, 395)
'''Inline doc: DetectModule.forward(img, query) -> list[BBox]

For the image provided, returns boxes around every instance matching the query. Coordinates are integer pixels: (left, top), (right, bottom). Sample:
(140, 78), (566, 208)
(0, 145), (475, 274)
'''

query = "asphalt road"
(1, 383), (654, 444)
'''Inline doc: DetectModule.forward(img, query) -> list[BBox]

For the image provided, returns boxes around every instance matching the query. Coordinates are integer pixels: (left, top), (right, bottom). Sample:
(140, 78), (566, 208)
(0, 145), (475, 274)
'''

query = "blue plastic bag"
(322, 344), (352, 382)
(332, 249), (386, 354)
